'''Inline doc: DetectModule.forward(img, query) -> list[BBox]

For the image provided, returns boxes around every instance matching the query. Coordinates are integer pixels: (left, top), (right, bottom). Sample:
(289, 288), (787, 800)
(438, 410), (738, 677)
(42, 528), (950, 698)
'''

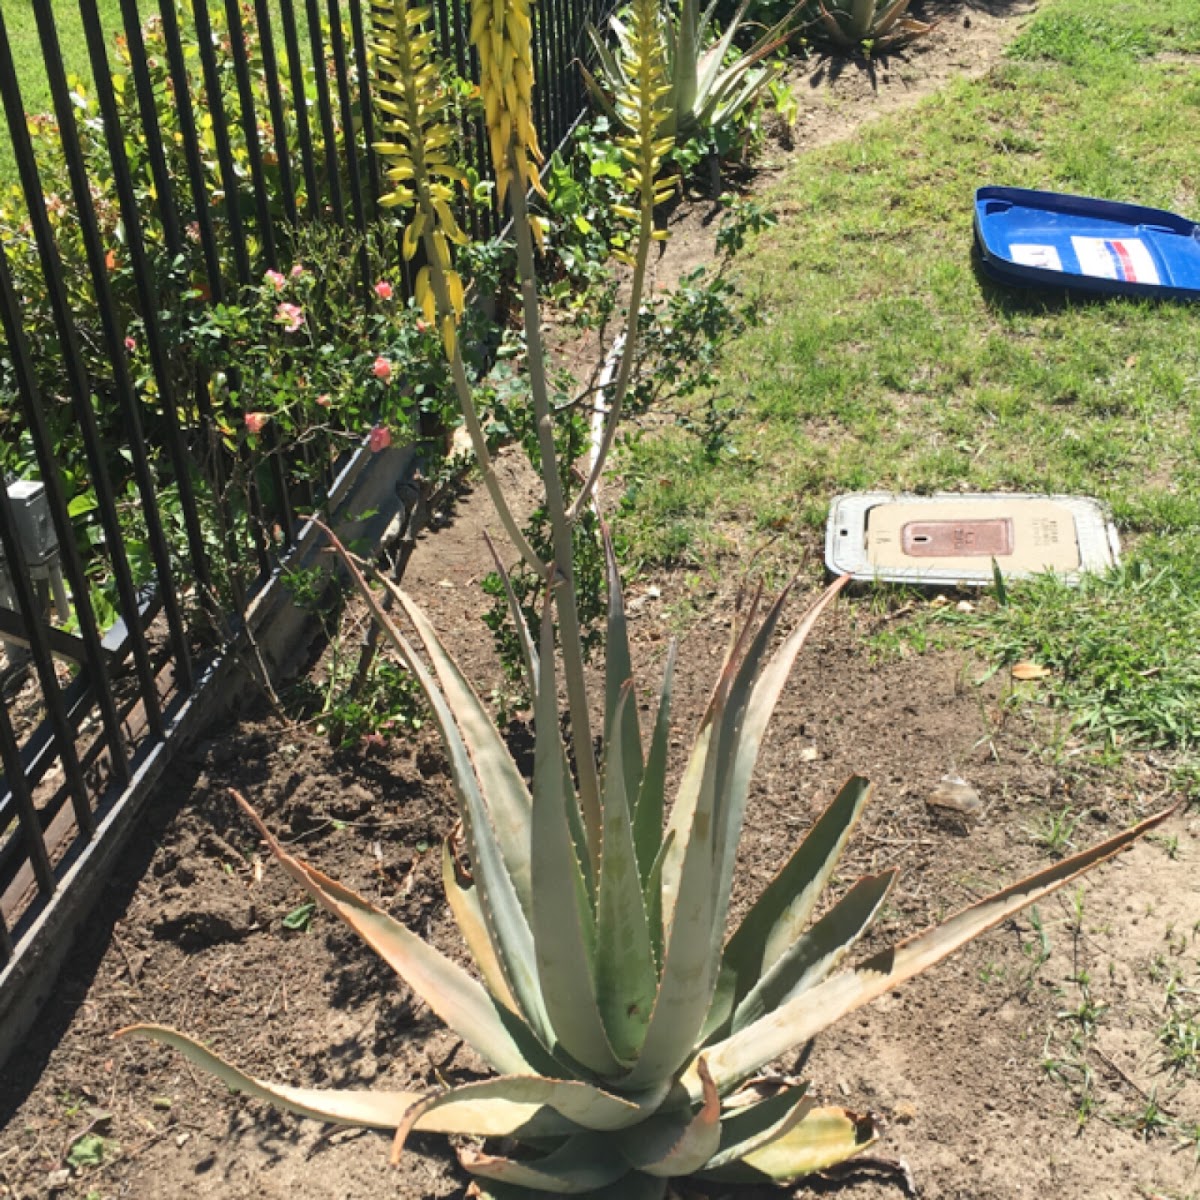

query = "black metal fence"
(0, 0), (604, 984)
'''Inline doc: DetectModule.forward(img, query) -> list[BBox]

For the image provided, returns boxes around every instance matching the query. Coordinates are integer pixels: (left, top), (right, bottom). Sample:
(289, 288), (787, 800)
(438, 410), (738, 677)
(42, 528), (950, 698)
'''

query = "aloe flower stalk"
(371, 0), (541, 573)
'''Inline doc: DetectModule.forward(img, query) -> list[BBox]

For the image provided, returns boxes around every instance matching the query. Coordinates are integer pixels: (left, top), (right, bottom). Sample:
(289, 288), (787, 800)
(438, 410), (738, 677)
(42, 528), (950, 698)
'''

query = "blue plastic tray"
(974, 186), (1200, 301)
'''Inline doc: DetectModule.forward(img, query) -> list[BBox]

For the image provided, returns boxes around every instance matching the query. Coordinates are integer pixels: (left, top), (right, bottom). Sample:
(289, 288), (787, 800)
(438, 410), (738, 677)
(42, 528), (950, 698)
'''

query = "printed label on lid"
(1009, 243), (1063, 271)
(1071, 236), (1160, 285)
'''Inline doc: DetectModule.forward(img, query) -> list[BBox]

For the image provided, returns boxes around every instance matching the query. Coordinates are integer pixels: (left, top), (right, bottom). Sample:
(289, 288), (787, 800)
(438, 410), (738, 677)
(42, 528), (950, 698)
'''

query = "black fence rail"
(0, 0), (606, 1008)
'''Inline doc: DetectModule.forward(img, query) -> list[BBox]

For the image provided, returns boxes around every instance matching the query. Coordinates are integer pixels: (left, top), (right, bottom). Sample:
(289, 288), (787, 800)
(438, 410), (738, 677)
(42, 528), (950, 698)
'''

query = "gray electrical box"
(7, 479), (58, 567)
(825, 492), (1120, 588)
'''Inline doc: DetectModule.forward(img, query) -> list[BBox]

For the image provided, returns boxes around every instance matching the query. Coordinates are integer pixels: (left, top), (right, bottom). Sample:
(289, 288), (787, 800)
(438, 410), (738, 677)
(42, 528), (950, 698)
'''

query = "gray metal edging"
(0, 440), (417, 1069)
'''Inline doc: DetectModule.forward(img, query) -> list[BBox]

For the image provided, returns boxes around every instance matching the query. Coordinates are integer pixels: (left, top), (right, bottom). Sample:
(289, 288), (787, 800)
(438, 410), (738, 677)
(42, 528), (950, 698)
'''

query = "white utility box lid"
(825, 492), (1119, 587)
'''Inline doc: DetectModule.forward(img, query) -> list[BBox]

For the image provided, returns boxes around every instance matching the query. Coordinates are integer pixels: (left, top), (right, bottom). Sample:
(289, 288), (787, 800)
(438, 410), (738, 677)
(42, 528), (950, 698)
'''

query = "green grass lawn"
(619, 0), (1200, 771)
(0, 0), (312, 185)
(0, 0), (124, 180)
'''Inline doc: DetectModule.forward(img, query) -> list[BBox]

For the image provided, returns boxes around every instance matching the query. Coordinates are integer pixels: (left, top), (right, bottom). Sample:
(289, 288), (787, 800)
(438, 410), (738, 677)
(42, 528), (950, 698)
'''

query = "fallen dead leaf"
(1012, 661), (1052, 681)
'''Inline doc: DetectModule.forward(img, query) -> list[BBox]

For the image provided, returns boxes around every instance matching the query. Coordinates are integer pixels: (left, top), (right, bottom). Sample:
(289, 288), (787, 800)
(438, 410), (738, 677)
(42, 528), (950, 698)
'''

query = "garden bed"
(2, 5), (1199, 1199)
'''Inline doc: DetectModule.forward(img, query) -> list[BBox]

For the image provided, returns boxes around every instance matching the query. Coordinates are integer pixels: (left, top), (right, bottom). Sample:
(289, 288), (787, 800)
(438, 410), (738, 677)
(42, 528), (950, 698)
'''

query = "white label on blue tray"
(1070, 236), (1160, 285)
(1009, 243), (1063, 271)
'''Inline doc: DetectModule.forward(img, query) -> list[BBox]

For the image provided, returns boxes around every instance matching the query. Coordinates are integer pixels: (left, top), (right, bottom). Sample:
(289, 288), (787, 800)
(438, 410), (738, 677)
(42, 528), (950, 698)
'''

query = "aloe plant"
(809, 0), (934, 52)
(117, 0), (1175, 1193)
(120, 536), (1173, 1195)
(584, 0), (801, 145)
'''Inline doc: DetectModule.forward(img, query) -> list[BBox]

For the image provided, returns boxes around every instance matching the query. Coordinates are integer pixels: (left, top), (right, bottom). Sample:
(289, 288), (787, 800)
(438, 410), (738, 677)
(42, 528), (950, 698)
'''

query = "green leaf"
(67, 1133), (114, 1168)
(702, 1082), (812, 1171)
(459, 1133), (629, 1193)
(117, 1026), (596, 1139)
(229, 793), (549, 1078)
(706, 776), (872, 1039)
(311, 529), (551, 1046)
(709, 577), (853, 973)
(404, 1074), (651, 1135)
(619, 1059), (720, 1176)
(603, 525), (643, 810)
(441, 839), (518, 1014)
(67, 491), (98, 518)
(530, 609), (623, 1076)
(595, 689), (659, 1062)
(690, 804), (1178, 1099)
(281, 901), (316, 931)
(624, 689), (728, 1087)
(391, 583), (534, 914)
(700, 1104), (876, 1182)
(732, 870), (897, 1033)
(633, 641), (675, 894)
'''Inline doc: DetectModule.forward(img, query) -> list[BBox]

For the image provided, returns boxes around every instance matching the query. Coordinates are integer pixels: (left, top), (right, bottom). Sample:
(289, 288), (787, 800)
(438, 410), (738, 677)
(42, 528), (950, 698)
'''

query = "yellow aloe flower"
(469, 0), (543, 229)
(370, 0), (468, 354)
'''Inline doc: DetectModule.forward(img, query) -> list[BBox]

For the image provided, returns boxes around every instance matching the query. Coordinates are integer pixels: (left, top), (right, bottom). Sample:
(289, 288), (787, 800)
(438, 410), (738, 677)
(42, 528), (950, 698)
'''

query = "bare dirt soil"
(3, 6), (1198, 1200)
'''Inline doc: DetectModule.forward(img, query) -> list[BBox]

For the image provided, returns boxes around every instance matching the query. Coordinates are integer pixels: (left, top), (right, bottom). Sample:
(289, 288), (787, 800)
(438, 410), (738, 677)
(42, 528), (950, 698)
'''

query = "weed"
(1148, 833), (1182, 860)
(281, 902), (316, 933)
(1026, 806), (1080, 856)
(66, 1133), (117, 1170)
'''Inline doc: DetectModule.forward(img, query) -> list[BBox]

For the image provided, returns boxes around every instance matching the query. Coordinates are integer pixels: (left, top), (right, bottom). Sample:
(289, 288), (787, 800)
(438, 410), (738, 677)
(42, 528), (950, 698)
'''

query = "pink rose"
(374, 280), (393, 301)
(290, 262), (304, 278)
(124, 336), (137, 352)
(315, 393), (331, 408)
(372, 356), (392, 382)
(368, 424), (392, 453)
(264, 268), (286, 291)
(275, 302), (304, 333)
(244, 411), (269, 435)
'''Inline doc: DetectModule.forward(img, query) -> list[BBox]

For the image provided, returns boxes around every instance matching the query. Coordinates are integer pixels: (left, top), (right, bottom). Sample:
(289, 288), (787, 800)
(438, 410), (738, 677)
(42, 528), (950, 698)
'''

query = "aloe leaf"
(624, 705), (725, 1087)
(700, 1105), (877, 1182)
(389, 582), (534, 913)
(229, 793), (550, 1076)
(620, 1059), (721, 1177)
(661, 593), (760, 913)
(483, 530), (539, 705)
(704, 1083), (812, 1170)
(710, 576), (852, 953)
(442, 838), (518, 1014)
(816, 2), (854, 46)
(691, 805), (1178, 1099)
(459, 1133), (629, 1193)
(471, 1177), (667, 1200)
(705, 776), (872, 1039)
(672, 0), (701, 130)
(850, 0), (875, 39)
(732, 870), (897, 1033)
(402, 1074), (651, 1134)
(602, 524), (642, 809)
(530, 608), (624, 1076)
(116, 1025), (429, 1129)
(872, 0), (914, 37)
(697, 0), (753, 98)
(116, 1026), (581, 1138)
(633, 640), (676, 892)
(310, 526), (549, 1040)
(595, 687), (659, 1062)
(643, 828), (673, 973)
(580, 61), (619, 124)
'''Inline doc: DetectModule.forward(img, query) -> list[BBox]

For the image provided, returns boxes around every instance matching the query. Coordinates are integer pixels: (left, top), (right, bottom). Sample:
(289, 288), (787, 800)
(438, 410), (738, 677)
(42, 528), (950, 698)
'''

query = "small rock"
(799, 745), (819, 763)
(893, 1101), (918, 1124)
(927, 774), (983, 818)
(46, 1170), (71, 1193)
